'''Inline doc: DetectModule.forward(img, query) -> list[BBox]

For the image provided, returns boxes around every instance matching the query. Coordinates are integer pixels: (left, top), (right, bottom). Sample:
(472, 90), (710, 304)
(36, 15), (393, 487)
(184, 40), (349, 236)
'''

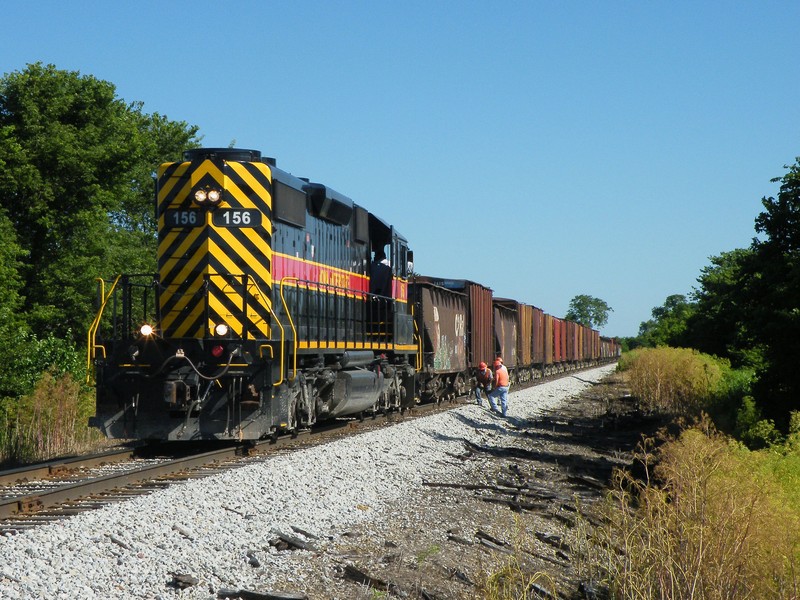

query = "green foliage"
(637, 294), (695, 348)
(631, 158), (800, 433)
(0, 63), (201, 463)
(0, 62), (199, 343)
(0, 330), (84, 400)
(0, 370), (100, 465)
(565, 294), (612, 329)
(735, 396), (783, 449)
(705, 365), (755, 434)
(0, 209), (27, 324)
(739, 158), (800, 427)
(687, 248), (761, 367)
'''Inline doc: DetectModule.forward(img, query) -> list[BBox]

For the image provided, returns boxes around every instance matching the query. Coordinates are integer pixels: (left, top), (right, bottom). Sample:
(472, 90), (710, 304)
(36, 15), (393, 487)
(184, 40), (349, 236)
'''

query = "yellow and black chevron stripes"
(156, 157), (274, 340)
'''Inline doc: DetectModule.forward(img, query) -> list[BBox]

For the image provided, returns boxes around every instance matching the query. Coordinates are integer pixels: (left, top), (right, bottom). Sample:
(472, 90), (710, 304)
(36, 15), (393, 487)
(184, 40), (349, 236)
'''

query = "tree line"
(629, 160), (800, 433)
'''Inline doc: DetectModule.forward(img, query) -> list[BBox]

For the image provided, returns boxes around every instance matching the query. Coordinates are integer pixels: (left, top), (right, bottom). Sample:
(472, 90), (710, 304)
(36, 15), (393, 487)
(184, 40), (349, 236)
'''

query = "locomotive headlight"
(140, 324), (155, 337)
(194, 189), (208, 204)
(214, 323), (229, 336)
(207, 189), (221, 204)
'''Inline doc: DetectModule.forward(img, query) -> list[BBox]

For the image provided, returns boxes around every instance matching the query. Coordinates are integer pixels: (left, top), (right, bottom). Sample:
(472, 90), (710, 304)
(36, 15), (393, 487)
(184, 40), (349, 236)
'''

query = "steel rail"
(0, 448), (138, 487)
(0, 446), (247, 519)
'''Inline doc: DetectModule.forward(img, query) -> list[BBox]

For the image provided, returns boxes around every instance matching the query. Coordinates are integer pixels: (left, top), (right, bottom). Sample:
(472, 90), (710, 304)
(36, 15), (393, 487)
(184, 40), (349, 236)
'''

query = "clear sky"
(2, 1), (798, 337)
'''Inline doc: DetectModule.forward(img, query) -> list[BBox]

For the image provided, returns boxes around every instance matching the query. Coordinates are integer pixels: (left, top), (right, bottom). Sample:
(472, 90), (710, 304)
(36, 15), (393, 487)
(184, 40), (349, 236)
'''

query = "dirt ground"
(249, 370), (664, 600)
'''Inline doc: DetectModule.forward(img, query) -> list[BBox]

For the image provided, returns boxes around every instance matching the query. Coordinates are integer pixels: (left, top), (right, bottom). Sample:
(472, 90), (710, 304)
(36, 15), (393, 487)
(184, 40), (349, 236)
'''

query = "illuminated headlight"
(140, 324), (155, 336)
(193, 188), (222, 206)
(214, 323), (229, 336)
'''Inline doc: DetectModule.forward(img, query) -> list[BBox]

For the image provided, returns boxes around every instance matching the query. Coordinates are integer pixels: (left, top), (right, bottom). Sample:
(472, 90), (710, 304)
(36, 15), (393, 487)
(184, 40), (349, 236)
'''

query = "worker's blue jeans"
(489, 386), (509, 416)
(474, 386), (490, 406)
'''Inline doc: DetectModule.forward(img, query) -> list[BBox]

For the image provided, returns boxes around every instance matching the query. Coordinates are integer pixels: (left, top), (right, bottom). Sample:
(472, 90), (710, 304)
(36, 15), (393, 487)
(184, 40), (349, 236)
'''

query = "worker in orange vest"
(488, 358), (509, 416)
(474, 362), (493, 406)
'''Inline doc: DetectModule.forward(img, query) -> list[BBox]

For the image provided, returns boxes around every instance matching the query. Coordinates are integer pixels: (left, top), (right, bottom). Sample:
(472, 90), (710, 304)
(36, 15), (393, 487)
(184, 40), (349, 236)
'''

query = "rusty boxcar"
(493, 302), (518, 369)
(410, 279), (470, 402)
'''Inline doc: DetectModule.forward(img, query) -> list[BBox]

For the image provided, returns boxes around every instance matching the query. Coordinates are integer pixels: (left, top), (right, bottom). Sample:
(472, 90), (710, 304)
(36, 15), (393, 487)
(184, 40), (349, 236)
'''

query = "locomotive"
(88, 148), (619, 442)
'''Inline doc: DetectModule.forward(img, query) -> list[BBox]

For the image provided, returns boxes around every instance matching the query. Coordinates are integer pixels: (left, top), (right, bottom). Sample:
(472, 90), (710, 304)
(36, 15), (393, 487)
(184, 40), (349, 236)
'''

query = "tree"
(0, 208), (26, 326)
(565, 294), (613, 329)
(685, 248), (761, 367)
(637, 294), (695, 348)
(0, 63), (199, 342)
(745, 158), (800, 426)
(0, 209), (29, 397)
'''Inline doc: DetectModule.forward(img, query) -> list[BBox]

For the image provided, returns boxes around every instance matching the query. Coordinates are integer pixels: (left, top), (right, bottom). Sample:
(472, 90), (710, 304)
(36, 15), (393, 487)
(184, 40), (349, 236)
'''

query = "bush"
(706, 365), (755, 433)
(735, 396), (783, 449)
(0, 370), (101, 465)
(622, 347), (724, 416)
(0, 329), (85, 399)
(0, 330), (98, 464)
(581, 425), (800, 599)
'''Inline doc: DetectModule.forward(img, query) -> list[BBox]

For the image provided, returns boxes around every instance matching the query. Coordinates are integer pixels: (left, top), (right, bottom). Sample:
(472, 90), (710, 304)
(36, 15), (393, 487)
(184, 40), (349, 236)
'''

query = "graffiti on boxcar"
(431, 307), (467, 370)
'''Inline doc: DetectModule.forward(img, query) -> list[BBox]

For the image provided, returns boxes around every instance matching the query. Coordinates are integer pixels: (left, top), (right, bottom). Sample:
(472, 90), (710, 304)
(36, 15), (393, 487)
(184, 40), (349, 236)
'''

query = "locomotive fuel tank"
(328, 370), (386, 417)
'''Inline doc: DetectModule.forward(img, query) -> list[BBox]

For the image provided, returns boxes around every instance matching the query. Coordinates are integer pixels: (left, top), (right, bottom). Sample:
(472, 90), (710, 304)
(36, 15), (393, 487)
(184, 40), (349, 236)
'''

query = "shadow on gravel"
(429, 379), (667, 497)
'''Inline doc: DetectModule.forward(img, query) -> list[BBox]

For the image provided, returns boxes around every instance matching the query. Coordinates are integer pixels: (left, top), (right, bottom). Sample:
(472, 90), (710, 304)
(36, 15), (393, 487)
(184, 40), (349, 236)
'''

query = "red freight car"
(495, 298), (543, 383)
(532, 306), (544, 366)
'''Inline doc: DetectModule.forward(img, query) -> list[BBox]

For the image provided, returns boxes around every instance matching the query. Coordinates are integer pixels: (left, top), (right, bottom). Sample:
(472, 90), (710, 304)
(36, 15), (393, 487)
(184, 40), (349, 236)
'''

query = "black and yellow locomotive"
(89, 148), (417, 441)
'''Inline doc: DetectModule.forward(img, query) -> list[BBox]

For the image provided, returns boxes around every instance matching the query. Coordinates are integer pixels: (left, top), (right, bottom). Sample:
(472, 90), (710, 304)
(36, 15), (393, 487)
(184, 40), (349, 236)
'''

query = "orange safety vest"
(494, 365), (509, 388)
(476, 368), (492, 386)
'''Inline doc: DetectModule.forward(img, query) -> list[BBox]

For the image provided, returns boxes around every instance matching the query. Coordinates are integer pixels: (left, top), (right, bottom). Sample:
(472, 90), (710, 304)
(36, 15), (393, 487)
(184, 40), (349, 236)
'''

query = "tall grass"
(622, 347), (725, 416)
(0, 370), (102, 465)
(578, 424), (800, 599)
(479, 517), (559, 600)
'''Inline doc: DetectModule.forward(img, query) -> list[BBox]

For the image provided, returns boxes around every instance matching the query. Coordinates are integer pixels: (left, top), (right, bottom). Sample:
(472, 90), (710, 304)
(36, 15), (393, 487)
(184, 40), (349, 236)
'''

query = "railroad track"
(0, 362), (609, 533)
(0, 407), (422, 533)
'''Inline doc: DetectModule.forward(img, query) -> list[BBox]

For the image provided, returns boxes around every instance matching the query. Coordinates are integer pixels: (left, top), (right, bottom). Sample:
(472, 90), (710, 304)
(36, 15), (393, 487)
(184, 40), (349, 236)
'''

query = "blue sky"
(3, 1), (798, 337)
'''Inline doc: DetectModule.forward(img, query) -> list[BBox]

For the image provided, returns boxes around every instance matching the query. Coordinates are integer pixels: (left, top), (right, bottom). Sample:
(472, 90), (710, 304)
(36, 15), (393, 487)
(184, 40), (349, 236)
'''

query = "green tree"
(0, 209), (30, 397)
(0, 209), (26, 323)
(565, 294), (613, 329)
(746, 158), (800, 426)
(685, 248), (762, 367)
(0, 63), (199, 342)
(637, 294), (695, 347)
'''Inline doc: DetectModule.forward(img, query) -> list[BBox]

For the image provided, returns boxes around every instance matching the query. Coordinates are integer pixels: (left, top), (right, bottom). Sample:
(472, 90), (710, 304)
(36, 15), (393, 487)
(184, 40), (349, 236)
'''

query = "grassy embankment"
(481, 348), (800, 599)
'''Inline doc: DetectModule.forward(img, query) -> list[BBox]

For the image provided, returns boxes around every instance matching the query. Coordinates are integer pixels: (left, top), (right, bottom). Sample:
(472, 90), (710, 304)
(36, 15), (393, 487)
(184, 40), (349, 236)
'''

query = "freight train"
(87, 148), (620, 441)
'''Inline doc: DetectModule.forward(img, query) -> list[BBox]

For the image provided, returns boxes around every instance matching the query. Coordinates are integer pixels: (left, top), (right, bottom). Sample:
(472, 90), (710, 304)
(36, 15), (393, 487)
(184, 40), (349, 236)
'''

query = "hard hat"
(478, 362), (487, 369)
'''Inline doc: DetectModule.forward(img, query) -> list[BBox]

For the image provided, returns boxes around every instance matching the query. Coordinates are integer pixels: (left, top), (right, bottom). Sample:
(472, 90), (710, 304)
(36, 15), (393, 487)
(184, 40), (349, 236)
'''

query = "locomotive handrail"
(412, 304), (423, 372)
(278, 277), (300, 382)
(243, 278), (286, 388)
(86, 275), (122, 384)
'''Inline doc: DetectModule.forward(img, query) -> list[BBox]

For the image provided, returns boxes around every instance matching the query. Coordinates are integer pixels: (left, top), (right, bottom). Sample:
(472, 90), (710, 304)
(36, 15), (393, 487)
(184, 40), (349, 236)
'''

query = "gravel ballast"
(0, 364), (616, 599)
